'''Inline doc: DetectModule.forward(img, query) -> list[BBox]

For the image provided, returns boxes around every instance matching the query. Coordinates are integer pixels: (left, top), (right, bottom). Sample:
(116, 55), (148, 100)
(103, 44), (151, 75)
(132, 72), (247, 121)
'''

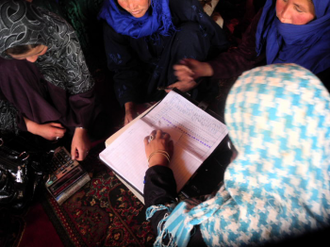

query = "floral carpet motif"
(42, 143), (155, 247)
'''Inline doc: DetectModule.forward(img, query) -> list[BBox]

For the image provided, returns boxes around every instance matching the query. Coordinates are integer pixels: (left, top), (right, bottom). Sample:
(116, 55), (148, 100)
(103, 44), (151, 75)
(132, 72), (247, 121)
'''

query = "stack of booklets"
(99, 90), (228, 203)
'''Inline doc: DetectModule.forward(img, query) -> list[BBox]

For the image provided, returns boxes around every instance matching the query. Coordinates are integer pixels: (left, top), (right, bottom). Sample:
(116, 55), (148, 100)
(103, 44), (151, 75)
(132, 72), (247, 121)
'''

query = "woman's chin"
(131, 10), (147, 18)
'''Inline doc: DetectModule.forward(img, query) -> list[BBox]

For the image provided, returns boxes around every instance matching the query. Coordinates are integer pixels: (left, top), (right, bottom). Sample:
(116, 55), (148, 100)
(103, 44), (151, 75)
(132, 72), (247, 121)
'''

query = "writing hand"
(144, 129), (174, 168)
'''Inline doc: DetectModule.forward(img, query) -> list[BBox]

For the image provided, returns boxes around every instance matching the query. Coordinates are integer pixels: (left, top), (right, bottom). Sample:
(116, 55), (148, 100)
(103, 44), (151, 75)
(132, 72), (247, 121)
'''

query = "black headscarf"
(0, 0), (94, 94)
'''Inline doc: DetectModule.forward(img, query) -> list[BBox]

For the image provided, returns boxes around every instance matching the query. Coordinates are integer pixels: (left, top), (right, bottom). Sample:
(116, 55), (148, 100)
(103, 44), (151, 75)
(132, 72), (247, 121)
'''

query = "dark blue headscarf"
(98, 0), (176, 39)
(255, 0), (330, 74)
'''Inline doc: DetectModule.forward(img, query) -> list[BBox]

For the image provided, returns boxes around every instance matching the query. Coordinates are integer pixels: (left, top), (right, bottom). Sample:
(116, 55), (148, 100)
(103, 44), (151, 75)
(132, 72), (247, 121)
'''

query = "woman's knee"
(172, 21), (211, 59)
(175, 21), (205, 40)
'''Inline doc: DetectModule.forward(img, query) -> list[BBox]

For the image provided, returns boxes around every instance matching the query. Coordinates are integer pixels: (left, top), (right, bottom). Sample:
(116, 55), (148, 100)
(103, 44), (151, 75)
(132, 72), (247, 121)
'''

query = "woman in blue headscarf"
(174, 0), (330, 94)
(98, 0), (228, 125)
(143, 63), (330, 246)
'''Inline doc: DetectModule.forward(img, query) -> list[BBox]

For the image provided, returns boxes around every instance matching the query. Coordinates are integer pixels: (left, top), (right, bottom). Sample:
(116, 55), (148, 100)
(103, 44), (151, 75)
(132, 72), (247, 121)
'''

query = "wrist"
(24, 117), (37, 134)
(148, 163), (168, 168)
(125, 102), (135, 112)
(202, 62), (213, 77)
(75, 127), (87, 135)
(148, 150), (171, 167)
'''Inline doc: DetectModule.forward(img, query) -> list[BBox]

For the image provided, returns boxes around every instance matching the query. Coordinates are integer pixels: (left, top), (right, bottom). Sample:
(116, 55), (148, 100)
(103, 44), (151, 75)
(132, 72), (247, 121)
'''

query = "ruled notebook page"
(99, 91), (228, 194)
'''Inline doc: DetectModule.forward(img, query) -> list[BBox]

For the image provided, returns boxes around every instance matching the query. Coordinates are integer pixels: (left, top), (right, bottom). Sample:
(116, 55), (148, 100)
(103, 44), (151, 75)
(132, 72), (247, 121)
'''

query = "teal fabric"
(146, 64), (330, 246)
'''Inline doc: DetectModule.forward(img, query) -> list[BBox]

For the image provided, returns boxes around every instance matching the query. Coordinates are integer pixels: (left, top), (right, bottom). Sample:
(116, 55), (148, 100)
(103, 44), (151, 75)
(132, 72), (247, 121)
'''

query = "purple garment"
(0, 57), (99, 133)
(208, 10), (263, 80)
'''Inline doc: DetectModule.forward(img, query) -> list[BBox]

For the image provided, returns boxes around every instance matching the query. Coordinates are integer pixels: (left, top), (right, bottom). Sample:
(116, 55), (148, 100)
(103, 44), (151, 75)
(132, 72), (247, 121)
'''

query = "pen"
(157, 86), (173, 91)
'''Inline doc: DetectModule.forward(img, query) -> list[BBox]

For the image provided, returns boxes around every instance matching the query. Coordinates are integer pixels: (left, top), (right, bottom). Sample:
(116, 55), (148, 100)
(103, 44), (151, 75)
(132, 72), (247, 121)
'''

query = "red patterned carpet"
(37, 143), (155, 247)
(1, 143), (155, 247)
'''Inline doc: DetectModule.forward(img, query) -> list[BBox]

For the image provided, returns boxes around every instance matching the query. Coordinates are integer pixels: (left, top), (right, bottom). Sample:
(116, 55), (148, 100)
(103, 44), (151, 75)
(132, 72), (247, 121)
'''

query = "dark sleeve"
(144, 165), (207, 247)
(68, 88), (100, 129)
(102, 22), (145, 106)
(144, 165), (177, 208)
(208, 10), (264, 79)
(169, 0), (229, 56)
(316, 67), (330, 92)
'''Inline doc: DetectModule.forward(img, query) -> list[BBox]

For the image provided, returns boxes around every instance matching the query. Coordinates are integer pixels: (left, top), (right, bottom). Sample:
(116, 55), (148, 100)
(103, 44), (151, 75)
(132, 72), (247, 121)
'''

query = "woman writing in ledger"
(173, 0), (330, 92)
(0, 0), (102, 161)
(98, 0), (228, 125)
(143, 63), (330, 246)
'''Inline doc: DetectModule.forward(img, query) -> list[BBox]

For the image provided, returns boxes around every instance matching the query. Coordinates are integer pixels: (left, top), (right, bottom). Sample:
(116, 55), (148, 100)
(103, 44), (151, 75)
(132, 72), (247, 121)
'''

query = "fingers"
(71, 147), (78, 160)
(174, 65), (194, 81)
(144, 136), (149, 146)
(124, 108), (136, 126)
(50, 122), (65, 129)
(173, 64), (192, 72)
(163, 132), (170, 140)
(71, 147), (89, 161)
(165, 86), (175, 93)
(155, 129), (162, 139)
(146, 129), (170, 142)
(53, 129), (66, 141)
(178, 58), (195, 65)
(124, 115), (132, 126)
(145, 129), (174, 167)
(166, 81), (197, 93)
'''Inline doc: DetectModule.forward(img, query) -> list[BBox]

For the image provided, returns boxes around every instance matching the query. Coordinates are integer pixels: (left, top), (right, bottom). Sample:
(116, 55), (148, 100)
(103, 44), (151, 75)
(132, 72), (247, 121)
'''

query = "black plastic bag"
(0, 133), (53, 210)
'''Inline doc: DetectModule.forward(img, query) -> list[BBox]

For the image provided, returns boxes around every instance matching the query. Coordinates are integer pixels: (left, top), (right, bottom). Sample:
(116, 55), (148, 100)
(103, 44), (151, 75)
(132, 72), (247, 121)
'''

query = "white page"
(142, 91), (228, 161)
(99, 90), (228, 194)
(99, 119), (183, 194)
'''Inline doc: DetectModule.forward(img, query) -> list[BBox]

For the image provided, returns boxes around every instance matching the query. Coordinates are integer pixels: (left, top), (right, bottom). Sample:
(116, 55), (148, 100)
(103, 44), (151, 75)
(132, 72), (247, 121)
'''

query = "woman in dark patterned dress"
(99, 0), (228, 125)
(0, 0), (102, 161)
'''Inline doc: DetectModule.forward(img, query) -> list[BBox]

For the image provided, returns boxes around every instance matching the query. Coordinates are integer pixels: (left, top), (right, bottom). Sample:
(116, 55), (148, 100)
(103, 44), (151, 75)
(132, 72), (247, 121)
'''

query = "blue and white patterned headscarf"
(147, 64), (330, 246)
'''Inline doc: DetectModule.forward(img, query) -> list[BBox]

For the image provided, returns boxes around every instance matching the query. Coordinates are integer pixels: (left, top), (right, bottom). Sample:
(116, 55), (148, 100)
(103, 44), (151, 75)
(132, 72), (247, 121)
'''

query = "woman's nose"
(26, 55), (39, 63)
(279, 5), (292, 24)
(127, 0), (137, 9)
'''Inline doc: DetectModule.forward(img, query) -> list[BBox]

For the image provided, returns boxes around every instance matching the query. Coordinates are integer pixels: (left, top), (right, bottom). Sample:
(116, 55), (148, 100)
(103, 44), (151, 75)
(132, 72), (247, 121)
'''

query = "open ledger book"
(99, 90), (228, 203)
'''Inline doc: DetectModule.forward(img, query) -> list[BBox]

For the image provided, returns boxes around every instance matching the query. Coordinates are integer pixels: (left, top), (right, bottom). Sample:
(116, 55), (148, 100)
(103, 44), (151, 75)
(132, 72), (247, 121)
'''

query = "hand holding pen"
(144, 129), (174, 168)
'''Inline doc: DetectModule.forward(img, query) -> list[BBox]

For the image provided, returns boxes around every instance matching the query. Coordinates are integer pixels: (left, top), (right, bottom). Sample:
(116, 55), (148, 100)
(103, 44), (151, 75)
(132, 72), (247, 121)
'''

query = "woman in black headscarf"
(0, 0), (102, 161)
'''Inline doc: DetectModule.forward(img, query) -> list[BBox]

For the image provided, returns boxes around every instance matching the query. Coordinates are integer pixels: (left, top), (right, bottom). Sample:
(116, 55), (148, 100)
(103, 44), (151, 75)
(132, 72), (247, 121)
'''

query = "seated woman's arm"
(143, 130), (206, 246)
(37, 7), (97, 160)
(174, 9), (263, 89)
(208, 9), (263, 79)
(144, 165), (207, 247)
(102, 23), (146, 124)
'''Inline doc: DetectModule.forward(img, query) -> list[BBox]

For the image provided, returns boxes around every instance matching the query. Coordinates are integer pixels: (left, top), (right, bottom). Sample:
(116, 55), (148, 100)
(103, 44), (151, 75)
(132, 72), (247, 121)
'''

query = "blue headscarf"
(146, 64), (330, 246)
(255, 0), (330, 74)
(98, 0), (176, 39)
